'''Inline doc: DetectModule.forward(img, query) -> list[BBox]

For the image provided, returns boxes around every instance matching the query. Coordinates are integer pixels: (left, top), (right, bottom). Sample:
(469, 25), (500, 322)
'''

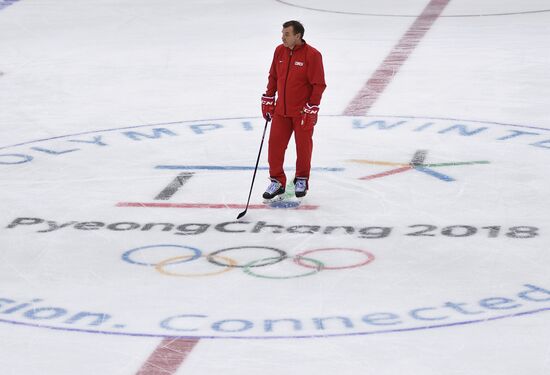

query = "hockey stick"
(237, 118), (270, 219)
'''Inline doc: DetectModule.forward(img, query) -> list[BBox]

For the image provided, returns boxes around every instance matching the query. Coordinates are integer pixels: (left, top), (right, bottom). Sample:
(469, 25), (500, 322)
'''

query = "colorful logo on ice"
(351, 149), (489, 182)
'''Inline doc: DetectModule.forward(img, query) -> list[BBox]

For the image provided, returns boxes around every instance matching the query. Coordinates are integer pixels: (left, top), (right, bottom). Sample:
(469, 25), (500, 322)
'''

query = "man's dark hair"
(283, 20), (304, 39)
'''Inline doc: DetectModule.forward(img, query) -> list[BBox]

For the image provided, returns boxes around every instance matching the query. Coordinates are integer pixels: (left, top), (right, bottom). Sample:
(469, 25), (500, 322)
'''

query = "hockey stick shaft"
(237, 118), (270, 219)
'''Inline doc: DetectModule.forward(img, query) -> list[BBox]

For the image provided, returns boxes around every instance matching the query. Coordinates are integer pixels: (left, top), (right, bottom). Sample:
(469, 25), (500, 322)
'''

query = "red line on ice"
(117, 202), (318, 210)
(343, 0), (450, 115)
(136, 338), (199, 375)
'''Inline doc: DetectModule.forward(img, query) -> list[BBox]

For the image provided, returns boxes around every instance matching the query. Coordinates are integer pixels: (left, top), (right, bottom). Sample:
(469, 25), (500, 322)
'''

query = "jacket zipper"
(283, 49), (293, 115)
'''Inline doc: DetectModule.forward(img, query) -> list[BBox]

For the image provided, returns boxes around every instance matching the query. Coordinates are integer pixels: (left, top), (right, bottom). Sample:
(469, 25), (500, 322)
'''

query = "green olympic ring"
(243, 256), (324, 279)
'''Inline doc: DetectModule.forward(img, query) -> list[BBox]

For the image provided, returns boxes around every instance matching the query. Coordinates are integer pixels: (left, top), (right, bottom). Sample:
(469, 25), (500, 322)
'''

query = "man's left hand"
(301, 103), (319, 130)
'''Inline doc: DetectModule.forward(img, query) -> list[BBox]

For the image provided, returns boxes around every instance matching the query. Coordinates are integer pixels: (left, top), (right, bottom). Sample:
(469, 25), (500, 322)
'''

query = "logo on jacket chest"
(294, 61), (304, 66)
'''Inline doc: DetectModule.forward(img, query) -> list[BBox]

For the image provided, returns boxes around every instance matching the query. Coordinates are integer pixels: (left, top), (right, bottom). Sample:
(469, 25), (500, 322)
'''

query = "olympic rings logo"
(121, 245), (376, 279)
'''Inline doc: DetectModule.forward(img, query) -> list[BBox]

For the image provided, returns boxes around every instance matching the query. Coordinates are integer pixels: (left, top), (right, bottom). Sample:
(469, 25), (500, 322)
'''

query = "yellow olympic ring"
(155, 254), (237, 277)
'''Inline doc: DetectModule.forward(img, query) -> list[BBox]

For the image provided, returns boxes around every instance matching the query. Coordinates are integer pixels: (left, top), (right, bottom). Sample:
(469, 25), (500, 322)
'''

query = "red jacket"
(265, 41), (326, 117)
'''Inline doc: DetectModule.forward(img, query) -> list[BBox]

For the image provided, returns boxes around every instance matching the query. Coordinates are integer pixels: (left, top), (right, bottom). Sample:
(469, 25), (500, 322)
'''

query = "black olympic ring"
(207, 246), (288, 268)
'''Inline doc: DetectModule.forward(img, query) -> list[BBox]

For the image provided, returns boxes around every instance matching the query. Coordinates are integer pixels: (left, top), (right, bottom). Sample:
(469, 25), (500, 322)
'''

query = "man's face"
(281, 26), (301, 49)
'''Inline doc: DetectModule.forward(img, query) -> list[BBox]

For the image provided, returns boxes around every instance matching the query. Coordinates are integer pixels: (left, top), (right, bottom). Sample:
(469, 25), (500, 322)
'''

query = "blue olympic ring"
(122, 244), (202, 266)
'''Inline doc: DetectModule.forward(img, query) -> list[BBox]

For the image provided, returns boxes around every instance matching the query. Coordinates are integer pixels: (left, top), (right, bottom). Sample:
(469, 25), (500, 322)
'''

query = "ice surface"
(1, 0), (549, 374)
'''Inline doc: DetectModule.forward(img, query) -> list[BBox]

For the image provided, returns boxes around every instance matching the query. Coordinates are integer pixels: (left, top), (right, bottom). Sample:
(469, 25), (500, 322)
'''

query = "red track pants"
(267, 114), (314, 187)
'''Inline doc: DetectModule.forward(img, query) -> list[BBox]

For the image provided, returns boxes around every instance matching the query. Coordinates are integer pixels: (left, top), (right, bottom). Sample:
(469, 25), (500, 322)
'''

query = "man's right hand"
(261, 94), (275, 121)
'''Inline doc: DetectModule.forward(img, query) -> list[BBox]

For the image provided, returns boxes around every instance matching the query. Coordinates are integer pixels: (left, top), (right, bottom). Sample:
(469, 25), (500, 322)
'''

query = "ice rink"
(1, 0), (549, 374)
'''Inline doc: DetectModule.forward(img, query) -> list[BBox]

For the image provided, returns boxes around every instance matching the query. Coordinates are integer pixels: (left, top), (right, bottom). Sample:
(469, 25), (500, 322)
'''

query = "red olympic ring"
(294, 248), (375, 270)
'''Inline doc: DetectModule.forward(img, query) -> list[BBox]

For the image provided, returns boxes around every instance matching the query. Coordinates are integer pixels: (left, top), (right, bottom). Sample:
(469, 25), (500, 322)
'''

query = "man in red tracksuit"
(261, 20), (326, 199)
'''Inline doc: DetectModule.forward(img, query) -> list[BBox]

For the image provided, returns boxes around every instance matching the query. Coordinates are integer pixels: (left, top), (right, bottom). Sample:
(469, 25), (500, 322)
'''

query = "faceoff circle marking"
(2, 115), (548, 339)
